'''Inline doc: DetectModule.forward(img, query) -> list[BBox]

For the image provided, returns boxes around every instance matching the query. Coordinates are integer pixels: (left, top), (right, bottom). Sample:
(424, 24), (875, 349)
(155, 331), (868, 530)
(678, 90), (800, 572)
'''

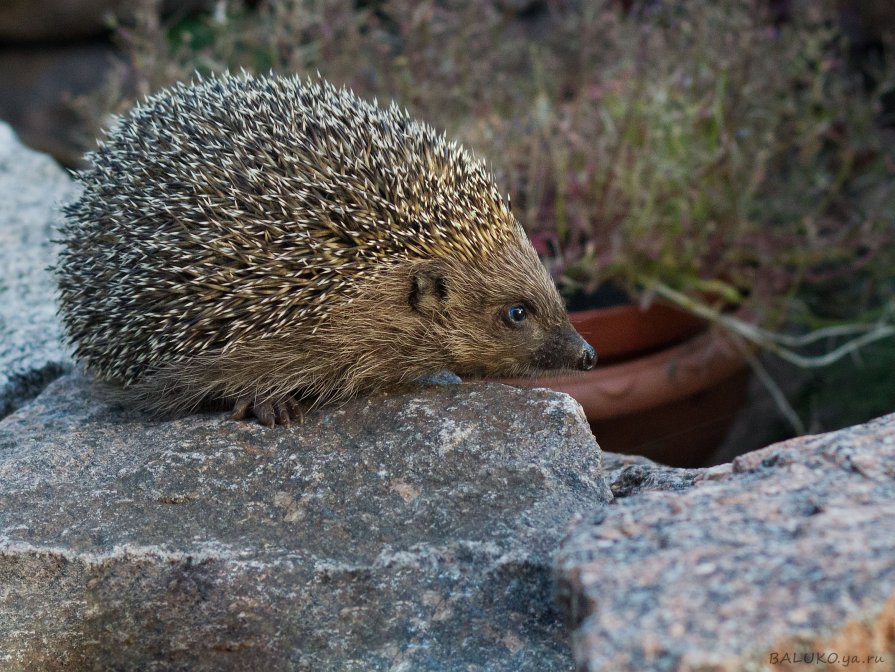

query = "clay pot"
(502, 303), (749, 467)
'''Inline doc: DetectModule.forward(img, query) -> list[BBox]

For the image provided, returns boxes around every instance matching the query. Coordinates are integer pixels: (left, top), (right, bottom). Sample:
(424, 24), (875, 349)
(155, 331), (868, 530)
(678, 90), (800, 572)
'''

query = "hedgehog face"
(409, 238), (596, 378)
(463, 297), (596, 377)
(494, 301), (597, 375)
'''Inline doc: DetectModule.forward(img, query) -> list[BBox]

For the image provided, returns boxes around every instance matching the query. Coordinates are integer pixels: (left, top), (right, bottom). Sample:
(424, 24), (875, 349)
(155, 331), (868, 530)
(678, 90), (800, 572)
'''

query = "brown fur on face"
(134, 226), (593, 418)
(414, 228), (590, 379)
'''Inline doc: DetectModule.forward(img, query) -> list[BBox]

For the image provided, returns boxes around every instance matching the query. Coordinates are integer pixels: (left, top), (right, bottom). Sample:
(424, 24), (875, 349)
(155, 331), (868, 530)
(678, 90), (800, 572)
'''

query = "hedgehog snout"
(530, 325), (597, 372)
(578, 341), (597, 371)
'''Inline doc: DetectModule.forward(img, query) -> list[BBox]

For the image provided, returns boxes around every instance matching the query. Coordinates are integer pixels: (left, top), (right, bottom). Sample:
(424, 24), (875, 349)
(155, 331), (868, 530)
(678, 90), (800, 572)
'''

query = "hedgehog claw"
(232, 395), (252, 421)
(286, 398), (306, 425)
(275, 400), (292, 426)
(254, 400), (277, 427)
(231, 394), (304, 427)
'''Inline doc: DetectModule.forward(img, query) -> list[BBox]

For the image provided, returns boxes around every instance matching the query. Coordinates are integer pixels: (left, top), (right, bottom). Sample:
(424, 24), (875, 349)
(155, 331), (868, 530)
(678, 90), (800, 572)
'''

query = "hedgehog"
(55, 72), (596, 426)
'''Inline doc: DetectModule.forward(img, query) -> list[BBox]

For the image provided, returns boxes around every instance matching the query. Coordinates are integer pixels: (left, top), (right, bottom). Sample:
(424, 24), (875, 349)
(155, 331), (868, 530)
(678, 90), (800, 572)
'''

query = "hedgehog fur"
(56, 72), (595, 425)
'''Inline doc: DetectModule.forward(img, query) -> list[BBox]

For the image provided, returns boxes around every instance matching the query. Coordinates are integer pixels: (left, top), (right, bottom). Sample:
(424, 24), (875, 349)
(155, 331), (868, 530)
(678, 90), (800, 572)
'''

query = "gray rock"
(0, 121), (74, 419)
(556, 413), (895, 672)
(0, 1), (212, 43)
(600, 452), (699, 497)
(0, 373), (610, 671)
(0, 0), (123, 41)
(0, 42), (116, 167)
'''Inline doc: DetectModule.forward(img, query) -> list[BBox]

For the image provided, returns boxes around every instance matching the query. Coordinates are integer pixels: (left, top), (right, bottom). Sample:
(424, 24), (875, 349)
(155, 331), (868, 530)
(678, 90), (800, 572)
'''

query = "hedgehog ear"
(409, 263), (448, 316)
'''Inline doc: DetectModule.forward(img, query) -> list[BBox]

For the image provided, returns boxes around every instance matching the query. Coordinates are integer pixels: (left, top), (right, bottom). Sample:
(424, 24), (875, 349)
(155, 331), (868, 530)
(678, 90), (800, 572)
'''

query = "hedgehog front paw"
(231, 394), (305, 427)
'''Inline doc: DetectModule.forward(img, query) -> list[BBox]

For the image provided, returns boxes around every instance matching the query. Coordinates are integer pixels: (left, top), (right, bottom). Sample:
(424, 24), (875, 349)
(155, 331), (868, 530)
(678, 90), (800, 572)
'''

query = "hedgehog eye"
(505, 304), (527, 325)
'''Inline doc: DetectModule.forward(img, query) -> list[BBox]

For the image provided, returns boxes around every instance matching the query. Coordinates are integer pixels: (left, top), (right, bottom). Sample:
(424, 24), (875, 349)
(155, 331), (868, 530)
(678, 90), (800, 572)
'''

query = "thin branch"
(646, 280), (895, 368)
(734, 337), (806, 435)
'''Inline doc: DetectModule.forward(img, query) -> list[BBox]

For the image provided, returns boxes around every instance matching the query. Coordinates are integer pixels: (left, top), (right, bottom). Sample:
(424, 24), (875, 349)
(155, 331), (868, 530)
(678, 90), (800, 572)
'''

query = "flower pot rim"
(568, 299), (707, 363)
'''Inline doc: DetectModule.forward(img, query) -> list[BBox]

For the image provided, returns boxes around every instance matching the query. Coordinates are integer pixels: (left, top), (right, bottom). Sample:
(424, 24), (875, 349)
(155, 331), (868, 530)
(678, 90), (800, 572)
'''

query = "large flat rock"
(0, 121), (73, 418)
(557, 413), (895, 671)
(0, 373), (610, 671)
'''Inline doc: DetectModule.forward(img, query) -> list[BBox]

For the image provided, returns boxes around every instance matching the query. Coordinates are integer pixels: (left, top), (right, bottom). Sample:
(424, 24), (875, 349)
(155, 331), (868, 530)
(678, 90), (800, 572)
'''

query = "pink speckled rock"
(557, 413), (895, 672)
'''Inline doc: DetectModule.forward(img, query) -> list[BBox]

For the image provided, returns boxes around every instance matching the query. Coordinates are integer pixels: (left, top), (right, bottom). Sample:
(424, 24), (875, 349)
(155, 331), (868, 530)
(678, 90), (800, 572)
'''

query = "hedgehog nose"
(579, 342), (597, 371)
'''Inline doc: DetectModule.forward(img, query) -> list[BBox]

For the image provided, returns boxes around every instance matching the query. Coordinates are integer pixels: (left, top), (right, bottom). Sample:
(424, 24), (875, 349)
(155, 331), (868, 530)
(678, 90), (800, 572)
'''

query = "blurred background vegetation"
(1, 0), (893, 454)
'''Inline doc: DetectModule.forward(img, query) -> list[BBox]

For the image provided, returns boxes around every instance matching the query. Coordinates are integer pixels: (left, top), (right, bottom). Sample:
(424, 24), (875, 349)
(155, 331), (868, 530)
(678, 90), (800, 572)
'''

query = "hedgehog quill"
(56, 72), (596, 426)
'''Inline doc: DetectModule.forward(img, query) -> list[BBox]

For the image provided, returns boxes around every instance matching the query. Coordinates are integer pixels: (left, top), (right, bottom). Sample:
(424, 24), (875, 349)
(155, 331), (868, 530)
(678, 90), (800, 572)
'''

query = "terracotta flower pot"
(501, 303), (749, 467)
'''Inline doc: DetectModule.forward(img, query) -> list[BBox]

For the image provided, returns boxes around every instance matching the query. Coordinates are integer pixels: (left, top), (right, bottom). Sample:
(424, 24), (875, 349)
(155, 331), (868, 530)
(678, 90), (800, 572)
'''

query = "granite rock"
(0, 121), (74, 419)
(557, 413), (895, 672)
(0, 373), (610, 671)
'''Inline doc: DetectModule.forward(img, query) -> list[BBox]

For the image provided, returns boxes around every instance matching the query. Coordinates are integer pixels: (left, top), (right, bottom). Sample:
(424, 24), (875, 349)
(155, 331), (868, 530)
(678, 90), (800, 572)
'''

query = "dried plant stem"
(735, 338), (806, 435)
(647, 281), (895, 368)
(645, 279), (895, 434)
